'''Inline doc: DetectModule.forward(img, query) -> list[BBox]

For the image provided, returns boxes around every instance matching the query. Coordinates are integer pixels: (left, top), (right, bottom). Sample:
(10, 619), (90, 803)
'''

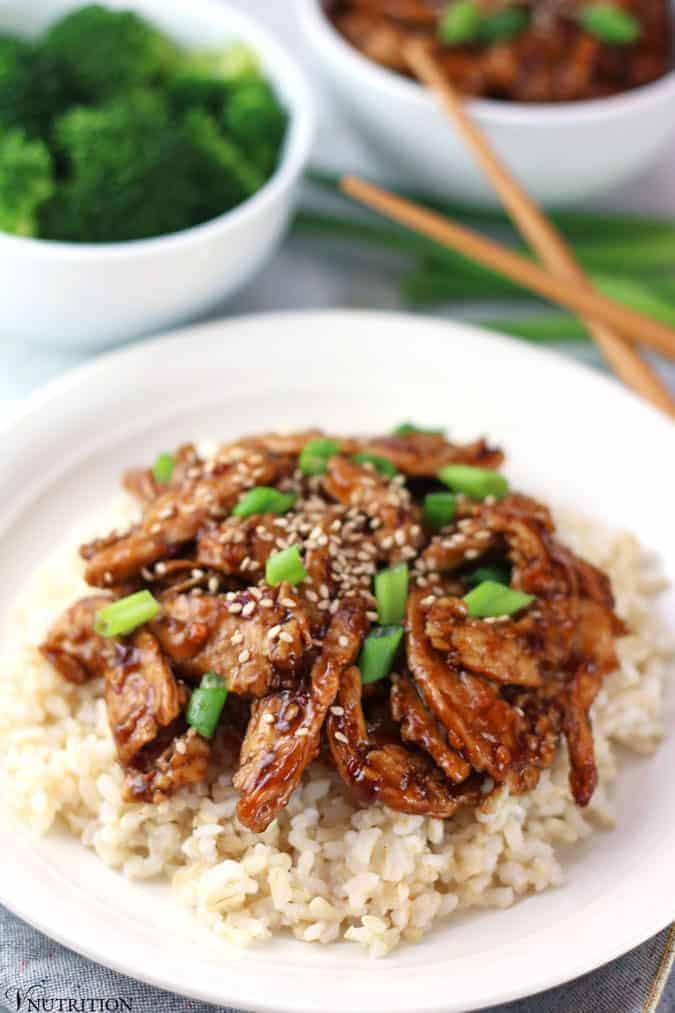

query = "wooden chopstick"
(340, 176), (675, 363)
(403, 41), (675, 419)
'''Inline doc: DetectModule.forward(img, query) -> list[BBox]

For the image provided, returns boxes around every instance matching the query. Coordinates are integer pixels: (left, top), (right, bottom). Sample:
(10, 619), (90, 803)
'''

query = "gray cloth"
(1, 905), (672, 1012)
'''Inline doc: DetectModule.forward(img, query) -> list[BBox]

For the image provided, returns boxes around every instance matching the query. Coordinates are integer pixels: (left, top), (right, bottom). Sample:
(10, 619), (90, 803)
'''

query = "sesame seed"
(208, 576), (219, 593)
(278, 631), (294, 643)
(338, 635), (349, 647)
(280, 597), (296, 608)
(295, 728), (309, 738)
(330, 706), (344, 717)
(155, 562), (167, 575)
(366, 610), (379, 622)
(191, 568), (204, 579)
(241, 601), (256, 617)
(421, 595), (436, 607)
(263, 713), (275, 725)
(260, 597), (274, 608)
(228, 603), (243, 614)
(230, 630), (244, 645)
(238, 649), (251, 663)
(465, 549), (480, 560)
(333, 731), (349, 744)
(267, 625), (281, 640)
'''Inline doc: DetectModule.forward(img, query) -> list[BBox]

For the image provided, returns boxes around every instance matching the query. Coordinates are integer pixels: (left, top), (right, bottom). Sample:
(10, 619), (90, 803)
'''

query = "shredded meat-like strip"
(105, 629), (186, 767)
(152, 583), (312, 696)
(40, 594), (115, 684)
(328, 666), (484, 816)
(83, 445), (291, 587)
(390, 672), (471, 783)
(234, 598), (369, 831)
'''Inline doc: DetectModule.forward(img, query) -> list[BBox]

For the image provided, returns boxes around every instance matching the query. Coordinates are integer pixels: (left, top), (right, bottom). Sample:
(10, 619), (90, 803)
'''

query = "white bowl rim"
(0, 0), (314, 261)
(298, 0), (675, 126)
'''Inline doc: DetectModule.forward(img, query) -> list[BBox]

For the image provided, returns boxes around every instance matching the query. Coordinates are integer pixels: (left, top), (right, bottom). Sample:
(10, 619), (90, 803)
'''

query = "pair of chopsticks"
(340, 41), (675, 419)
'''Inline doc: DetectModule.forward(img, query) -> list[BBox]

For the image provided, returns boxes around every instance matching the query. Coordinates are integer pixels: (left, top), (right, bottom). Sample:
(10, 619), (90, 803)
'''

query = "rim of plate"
(0, 309), (673, 1013)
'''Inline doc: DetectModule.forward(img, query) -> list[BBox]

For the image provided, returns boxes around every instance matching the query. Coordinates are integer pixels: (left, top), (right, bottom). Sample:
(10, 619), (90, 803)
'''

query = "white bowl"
(0, 0), (314, 351)
(298, 0), (675, 207)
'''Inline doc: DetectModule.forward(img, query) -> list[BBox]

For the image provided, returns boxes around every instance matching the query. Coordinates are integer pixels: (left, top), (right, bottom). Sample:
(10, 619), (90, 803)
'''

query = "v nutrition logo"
(3, 986), (133, 1012)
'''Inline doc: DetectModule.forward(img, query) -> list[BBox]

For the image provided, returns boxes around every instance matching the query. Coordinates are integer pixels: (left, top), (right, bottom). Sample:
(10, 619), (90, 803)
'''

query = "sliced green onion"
(480, 7), (530, 42)
(233, 486), (297, 517)
(439, 1), (483, 45)
(393, 422), (446, 436)
(94, 590), (160, 638)
(438, 464), (509, 501)
(201, 671), (227, 689)
(375, 563), (409, 625)
(463, 580), (534, 618)
(352, 452), (398, 478)
(423, 491), (457, 531)
(579, 3), (641, 43)
(186, 672), (228, 738)
(359, 625), (404, 684)
(152, 452), (175, 484)
(464, 563), (511, 588)
(265, 544), (307, 586)
(299, 438), (340, 476)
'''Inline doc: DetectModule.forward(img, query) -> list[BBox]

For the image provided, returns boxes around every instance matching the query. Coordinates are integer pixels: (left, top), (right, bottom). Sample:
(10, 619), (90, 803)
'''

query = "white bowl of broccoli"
(0, 0), (314, 349)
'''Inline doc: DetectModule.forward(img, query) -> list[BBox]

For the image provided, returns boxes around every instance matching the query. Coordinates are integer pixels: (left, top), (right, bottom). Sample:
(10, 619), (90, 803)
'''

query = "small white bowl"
(0, 0), (314, 351)
(298, 0), (675, 207)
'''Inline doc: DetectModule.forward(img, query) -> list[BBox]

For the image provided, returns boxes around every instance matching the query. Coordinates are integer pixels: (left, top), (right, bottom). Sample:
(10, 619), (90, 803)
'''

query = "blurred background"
(1, 0), (674, 400)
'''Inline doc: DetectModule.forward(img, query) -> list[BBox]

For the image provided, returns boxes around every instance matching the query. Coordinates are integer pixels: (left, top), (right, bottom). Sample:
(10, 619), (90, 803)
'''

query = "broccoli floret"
(40, 92), (195, 242)
(183, 109), (264, 218)
(167, 43), (262, 116)
(0, 128), (54, 236)
(224, 80), (287, 176)
(0, 35), (78, 137)
(40, 92), (264, 243)
(42, 4), (179, 102)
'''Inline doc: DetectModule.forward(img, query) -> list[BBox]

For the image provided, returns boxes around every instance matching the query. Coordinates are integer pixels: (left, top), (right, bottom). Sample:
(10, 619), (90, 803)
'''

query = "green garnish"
(464, 563), (511, 588)
(438, 464), (509, 501)
(579, 3), (641, 43)
(299, 438), (340, 476)
(422, 491), (457, 531)
(152, 452), (175, 484)
(480, 7), (530, 42)
(94, 590), (160, 637)
(233, 486), (297, 517)
(359, 626), (404, 685)
(375, 563), (409, 625)
(186, 671), (228, 738)
(393, 422), (446, 436)
(463, 580), (534, 618)
(265, 545), (307, 586)
(352, 452), (398, 478)
(438, 1), (483, 44)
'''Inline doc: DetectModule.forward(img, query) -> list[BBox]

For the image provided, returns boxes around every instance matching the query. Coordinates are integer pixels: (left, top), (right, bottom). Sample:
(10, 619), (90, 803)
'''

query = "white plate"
(0, 311), (673, 1013)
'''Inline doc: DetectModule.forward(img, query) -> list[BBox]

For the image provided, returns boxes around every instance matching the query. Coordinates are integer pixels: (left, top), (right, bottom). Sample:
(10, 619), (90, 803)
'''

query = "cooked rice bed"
(0, 501), (669, 956)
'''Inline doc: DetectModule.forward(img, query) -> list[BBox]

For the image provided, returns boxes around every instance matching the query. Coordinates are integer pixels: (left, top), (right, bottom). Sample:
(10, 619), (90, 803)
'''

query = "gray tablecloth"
(1, 905), (673, 1013)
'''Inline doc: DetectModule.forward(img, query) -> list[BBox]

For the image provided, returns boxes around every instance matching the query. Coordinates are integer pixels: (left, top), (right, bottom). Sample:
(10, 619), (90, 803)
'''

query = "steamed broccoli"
(42, 4), (179, 102)
(0, 129), (54, 236)
(0, 6), (288, 242)
(0, 35), (78, 137)
(183, 108), (264, 218)
(167, 43), (262, 116)
(224, 80), (288, 175)
(40, 93), (264, 243)
(40, 92), (196, 242)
